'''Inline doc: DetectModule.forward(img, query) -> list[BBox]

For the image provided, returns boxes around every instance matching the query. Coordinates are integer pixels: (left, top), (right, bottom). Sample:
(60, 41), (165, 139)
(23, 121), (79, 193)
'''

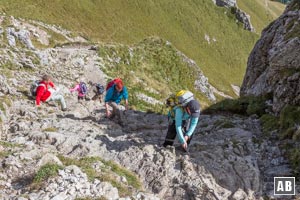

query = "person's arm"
(49, 81), (56, 90)
(104, 88), (113, 117)
(105, 102), (111, 117)
(185, 117), (199, 137)
(125, 99), (129, 110)
(175, 108), (185, 144)
(70, 85), (79, 92)
(123, 87), (129, 110)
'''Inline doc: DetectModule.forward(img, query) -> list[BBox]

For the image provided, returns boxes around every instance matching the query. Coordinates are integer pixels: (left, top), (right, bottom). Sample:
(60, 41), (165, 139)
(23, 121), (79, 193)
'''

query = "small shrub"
(288, 148), (300, 180)
(204, 98), (247, 115)
(230, 6), (237, 14)
(246, 97), (267, 116)
(280, 127), (296, 140)
(260, 114), (280, 135)
(292, 128), (300, 141)
(33, 164), (63, 183)
(102, 160), (142, 190)
(279, 105), (300, 130)
(204, 95), (267, 116)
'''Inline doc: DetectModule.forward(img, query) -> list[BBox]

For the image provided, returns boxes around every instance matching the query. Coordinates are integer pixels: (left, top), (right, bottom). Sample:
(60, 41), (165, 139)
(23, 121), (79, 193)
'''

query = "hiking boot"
(62, 108), (69, 112)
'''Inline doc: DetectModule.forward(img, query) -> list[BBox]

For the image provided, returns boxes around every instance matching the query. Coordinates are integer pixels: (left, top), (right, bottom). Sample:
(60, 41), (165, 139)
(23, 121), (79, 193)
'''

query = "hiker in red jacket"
(35, 75), (67, 111)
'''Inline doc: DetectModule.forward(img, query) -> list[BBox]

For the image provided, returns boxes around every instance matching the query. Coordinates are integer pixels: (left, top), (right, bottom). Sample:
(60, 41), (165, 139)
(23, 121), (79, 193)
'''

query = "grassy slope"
(99, 37), (210, 112)
(237, 0), (285, 34)
(0, 0), (259, 96)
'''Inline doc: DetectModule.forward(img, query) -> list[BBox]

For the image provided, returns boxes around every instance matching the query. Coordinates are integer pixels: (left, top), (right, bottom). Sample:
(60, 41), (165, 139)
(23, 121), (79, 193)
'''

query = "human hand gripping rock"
(182, 142), (188, 152)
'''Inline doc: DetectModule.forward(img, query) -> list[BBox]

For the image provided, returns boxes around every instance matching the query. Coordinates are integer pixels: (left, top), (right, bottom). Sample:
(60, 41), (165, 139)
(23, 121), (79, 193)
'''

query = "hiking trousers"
(47, 94), (67, 110)
(109, 102), (123, 122)
(163, 120), (193, 147)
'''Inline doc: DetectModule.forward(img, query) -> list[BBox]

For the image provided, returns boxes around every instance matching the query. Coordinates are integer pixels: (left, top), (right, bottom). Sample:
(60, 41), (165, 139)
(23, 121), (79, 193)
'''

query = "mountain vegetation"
(0, 0), (264, 96)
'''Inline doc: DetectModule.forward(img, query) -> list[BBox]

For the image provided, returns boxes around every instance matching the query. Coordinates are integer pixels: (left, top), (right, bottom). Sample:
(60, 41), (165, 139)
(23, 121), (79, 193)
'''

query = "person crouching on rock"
(163, 99), (200, 152)
(35, 75), (68, 111)
(104, 80), (128, 124)
(91, 82), (105, 104)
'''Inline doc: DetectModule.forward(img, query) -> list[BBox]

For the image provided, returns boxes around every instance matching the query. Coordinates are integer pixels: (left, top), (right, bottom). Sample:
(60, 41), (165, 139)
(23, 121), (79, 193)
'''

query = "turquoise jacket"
(105, 85), (128, 104)
(169, 106), (199, 144)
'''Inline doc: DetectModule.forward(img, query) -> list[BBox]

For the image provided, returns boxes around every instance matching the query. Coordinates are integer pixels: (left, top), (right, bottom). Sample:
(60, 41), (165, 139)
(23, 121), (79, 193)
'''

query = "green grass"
(100, 159), (142, 190)
(237, 0), (285, 34)
(58, 155), (142, 197)
(260, 114), (280, 135)
(0, 96), (12, 113)
(278, 105), (300, 139)
(0, 141), (23, 158)
(33, 163), (63, 183)
(203, 95), (269, 116)
(0, 0), (262, 96)
(0, 150), (11, 158)
(213, 119), (235, 129)
(279, 105), (300, 130)
(42, 127), (58, 132)
(99, 37), (210, 112)
(287, 147), (300, 180)
(0, 140), (23, 148)
(287, 0), (300, 10)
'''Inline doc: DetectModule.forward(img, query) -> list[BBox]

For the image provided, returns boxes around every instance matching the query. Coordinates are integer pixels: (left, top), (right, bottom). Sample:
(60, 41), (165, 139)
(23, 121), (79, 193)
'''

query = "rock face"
(215, 0), (236, 8)
(241, 2), (300, 113)
(235, 8), (255, 32)
(213, 0), (254, 32)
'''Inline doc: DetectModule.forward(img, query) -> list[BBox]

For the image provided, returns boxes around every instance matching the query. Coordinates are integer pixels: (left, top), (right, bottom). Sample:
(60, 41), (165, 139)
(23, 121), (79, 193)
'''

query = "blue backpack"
(96, 83), (105, 94)
(79, 82), (88, 95)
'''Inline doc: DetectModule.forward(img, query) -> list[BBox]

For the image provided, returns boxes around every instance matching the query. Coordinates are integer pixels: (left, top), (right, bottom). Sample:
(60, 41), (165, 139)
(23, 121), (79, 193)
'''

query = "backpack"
(96, 83), (105, 94)
(166, 90), (194, 118)
(106, 78), (122, 91)
(176, 90), (194, 107)
(30, 80), (45, 96)
(79, 82), (88, 95)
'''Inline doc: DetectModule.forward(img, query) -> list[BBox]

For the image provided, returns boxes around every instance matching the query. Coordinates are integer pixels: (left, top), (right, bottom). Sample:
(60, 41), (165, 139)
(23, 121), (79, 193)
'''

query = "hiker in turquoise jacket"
(105, 80), (128, 123)
(163, 99), (200, 152)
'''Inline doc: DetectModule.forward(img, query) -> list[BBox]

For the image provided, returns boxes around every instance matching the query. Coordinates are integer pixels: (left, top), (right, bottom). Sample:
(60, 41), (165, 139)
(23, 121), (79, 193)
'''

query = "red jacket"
(35, 81), (55, 105)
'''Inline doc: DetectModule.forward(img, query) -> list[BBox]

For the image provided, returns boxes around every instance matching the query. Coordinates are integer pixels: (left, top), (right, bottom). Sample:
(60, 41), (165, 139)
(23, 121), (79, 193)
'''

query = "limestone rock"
(215, 0), (236, 8)
(241, 5), (300, 113)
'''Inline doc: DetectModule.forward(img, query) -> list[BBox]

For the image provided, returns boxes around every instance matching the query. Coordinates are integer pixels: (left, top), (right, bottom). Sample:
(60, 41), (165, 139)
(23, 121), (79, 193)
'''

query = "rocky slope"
(241, 1), (300, 114)
(213, 0), (255, 32)
(0, 11), (299, 200)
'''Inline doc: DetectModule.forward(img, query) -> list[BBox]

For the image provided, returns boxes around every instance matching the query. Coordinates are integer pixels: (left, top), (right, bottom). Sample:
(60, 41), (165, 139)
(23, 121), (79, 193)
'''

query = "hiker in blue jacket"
(163, 99), (200, 152)
(105, 80), (128, 123)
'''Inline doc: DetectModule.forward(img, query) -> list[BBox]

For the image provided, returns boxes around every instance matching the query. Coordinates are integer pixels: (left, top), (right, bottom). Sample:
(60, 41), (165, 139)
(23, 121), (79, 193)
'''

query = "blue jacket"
(105, 85), (128, 104)
(169, 106), (199, 144)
